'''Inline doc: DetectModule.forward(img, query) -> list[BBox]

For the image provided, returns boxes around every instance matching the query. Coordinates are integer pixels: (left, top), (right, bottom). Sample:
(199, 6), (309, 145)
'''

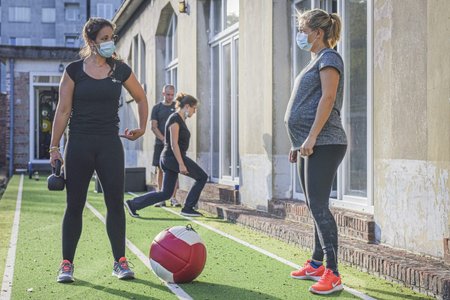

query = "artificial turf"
(0, 175), (433, 300)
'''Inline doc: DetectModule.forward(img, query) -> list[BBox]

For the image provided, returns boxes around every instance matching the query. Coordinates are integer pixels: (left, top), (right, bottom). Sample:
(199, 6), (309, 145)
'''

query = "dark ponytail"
(175, 93), (199, 109)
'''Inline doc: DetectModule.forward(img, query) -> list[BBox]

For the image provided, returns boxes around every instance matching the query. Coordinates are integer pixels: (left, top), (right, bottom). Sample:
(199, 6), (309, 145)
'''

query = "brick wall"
(0, 93), (9, 172)
(13, 72), (30, 169)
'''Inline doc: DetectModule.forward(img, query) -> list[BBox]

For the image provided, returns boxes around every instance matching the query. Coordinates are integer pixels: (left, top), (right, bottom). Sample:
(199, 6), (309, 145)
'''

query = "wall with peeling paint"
(374, 0), (450, 257)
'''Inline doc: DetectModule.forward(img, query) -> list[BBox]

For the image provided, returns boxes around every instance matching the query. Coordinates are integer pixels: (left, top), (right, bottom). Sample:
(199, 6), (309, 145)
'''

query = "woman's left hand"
(299, 136), (316, 157)
(120, 128), (145, 141)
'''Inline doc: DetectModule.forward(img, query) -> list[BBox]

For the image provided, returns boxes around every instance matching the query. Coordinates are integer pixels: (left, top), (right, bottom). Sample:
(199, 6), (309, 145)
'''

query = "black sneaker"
(57, 260), (74, 283)
(112, 257), (135, 280)
(180, 207), (203, 217)
(124, 200), (140, 218)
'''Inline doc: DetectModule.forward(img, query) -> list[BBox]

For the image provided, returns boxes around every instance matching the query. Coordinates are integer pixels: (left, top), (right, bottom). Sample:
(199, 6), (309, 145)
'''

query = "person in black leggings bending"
(49, 17), (148, 283)
(125, 93), (208, 218)
(285, 9), (347, 295)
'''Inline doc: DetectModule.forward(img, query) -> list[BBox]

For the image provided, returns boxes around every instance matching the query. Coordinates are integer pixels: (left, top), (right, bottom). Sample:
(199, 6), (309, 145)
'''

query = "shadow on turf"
(137, 217), (185, 221)
(180, 281), (344, 299)
(75, 278), (168, 299)
(363, 287), (430, 300)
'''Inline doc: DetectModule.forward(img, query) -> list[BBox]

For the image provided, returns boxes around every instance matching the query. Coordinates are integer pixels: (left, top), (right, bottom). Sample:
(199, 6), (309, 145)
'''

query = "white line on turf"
(160, 206), (376, 300)
(85, 202), (193, 300)
(1, 175), (24, 300)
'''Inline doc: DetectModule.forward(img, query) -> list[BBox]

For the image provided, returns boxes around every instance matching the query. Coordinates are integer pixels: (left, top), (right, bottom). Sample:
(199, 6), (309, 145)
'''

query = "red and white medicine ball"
(149, 225), (207, 283)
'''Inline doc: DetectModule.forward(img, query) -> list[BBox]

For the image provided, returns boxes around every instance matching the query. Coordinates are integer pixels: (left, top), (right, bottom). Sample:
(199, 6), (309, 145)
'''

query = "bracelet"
(49, 146), (60, 153)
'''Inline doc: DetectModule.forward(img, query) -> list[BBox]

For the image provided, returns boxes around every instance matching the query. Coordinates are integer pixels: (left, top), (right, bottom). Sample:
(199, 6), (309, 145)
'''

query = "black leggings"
(131, 155), (208, 210)
(62, 134), (125, 262)
(297, 144), (347, 273)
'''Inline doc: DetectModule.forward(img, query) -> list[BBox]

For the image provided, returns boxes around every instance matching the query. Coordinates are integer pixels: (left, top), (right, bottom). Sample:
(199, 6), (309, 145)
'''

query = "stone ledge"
(198, 199), (450, 300)
(270, 199), (376, 243)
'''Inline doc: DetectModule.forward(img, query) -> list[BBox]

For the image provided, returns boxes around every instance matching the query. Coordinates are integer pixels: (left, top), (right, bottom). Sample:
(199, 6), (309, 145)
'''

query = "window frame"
(209, 2), (240, 185)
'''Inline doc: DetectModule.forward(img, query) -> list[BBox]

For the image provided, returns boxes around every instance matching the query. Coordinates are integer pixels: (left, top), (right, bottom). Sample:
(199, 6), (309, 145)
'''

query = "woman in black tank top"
(49, 17), (148, 283)
(125, 93), (208, 218)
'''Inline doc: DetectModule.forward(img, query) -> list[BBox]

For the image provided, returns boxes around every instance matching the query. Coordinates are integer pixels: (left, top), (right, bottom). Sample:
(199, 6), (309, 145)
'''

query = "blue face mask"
(96, 41), (116, 58)
(296, 32), (313, 51)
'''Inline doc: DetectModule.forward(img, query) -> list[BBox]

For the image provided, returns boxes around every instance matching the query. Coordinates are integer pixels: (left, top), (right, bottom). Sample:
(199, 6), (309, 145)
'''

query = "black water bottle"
(47, 160), (65, 191)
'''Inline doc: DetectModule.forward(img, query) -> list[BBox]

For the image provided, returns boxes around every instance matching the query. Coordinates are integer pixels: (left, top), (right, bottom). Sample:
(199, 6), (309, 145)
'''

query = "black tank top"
(163, 113), (190, 156)
(65, 59), (132, 135)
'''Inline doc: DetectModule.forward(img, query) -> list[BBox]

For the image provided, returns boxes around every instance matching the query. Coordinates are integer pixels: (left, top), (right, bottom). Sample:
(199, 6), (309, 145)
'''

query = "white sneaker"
(154, 201), (166, 207)
(170, 198), (181, 207)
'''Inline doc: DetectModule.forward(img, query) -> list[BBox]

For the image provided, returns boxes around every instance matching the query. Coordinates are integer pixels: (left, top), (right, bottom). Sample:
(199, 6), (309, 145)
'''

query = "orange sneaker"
(290, 260), (325, 281)
(309, 269), (343, 295)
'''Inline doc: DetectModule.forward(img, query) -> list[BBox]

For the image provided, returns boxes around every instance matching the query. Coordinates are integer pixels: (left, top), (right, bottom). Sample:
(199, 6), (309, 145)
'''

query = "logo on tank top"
(110, 77), (121, 84)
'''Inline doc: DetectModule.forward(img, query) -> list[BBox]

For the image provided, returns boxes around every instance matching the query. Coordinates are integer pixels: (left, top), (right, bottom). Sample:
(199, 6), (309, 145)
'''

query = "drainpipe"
(8, 58), (14, 177)
(87, 0), (91, 19)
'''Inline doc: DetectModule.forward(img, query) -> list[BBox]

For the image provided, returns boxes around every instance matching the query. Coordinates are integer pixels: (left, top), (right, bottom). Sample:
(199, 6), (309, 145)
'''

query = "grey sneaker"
(57, 260), (74, 283)
(112, 257), (135, 280)
(154, 201), (166, 207)
(170, 198), (181, 207)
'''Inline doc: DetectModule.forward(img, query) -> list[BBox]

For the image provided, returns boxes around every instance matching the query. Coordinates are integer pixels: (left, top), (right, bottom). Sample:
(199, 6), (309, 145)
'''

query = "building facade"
(0, 0), (123, 47)
(112, 0), (450, 261)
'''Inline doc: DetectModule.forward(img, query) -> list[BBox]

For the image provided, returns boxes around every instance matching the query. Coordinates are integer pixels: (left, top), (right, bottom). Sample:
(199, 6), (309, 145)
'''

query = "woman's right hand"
(179, 164), (189, 175)
(289, 150), (298, 163)
(50, 150), (63, 167)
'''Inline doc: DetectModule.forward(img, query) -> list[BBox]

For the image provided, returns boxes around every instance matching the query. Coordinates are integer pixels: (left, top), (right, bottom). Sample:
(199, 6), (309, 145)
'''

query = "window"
(42, 8), (56, 23)
(290, 0), (371, 209)
(133, 35), (139, 73)
(8, 7), (31, 22)
(42, 38), (56, 46)
(210, 1), (240, 184)
(166, 15), (177, 65)
(65, 3), (79, 21)
(65, 35), (78, 47)
(10, 37), (30, 46)
(130, 35), (147, 89)
(140, 36), (146, 86)
(165, 14), (178, 88)
(211, 0), (239, 35)
(342, 0), (368, 198)
(97, 3), (113, 20)
(15, 37), (31, 46)
(0, 61), (7, 94)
